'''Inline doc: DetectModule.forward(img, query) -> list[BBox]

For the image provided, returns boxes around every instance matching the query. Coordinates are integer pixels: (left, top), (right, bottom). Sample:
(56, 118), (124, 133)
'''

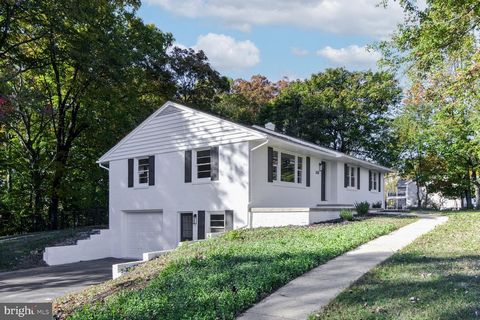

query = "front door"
(180, 212), (193, 241)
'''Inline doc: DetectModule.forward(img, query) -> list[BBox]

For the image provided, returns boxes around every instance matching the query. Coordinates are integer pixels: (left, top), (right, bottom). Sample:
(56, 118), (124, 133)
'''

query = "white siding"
(108, 141), (251, 258)
(101, 105), (262, 161)
(249, 141), (384, 208)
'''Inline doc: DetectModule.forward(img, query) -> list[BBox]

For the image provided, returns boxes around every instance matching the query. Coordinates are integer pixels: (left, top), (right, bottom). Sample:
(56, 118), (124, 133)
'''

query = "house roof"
(98, 101), (392, 172)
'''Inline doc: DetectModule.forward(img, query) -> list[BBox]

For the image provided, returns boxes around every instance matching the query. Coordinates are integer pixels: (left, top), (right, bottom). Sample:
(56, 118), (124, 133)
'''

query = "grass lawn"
(313, 211), (480, 320)
(0, 227), (102, 272)
(58, 215), (416, 320)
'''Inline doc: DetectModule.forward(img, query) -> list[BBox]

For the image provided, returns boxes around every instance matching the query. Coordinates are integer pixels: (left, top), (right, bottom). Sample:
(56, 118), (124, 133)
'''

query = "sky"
(138, 0), (406, 81)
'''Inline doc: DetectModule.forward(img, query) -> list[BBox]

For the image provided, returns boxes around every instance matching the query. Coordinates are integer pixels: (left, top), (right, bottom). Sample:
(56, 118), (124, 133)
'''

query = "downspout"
(248, 139), (269, 228)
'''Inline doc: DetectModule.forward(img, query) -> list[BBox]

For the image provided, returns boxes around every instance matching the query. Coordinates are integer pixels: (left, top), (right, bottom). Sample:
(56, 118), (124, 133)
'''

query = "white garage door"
(124, 211), (163, 258)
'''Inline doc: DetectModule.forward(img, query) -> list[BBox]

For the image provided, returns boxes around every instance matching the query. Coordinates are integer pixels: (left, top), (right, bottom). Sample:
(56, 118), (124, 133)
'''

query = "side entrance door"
(180, 212), (193, 241)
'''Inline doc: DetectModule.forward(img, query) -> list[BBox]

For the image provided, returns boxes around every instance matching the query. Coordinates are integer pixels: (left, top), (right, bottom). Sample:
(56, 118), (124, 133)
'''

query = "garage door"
(124, 211), (163, 258)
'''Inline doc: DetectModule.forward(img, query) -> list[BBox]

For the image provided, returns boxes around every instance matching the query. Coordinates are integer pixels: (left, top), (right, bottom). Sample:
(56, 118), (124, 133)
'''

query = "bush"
(340, 209), (354, 221)
(372, 201), (382, 209)
(354, 201), (370, 215)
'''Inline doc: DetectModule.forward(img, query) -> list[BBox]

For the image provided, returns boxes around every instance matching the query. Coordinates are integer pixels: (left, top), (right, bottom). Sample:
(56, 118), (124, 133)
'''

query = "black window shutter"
(357, 167), (360, 189)
(128, 158), (134, 188)
(344, 164), (348, 188)
(369, 170), (372, 191)
(197, 211), (205, 240)
(185, 150), (192, 183)
(225, 210), (234, 231)
(378, 173), (382, 192)
(148, 155), (155, 186)
(211, 146), (219, 181)
(267, 147), (273, 182)
(306, 157), (311, 187)
(321, 161), (326, 201)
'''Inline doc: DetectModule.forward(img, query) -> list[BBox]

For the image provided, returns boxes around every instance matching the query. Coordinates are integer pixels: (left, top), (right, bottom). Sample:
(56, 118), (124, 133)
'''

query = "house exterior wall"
(108, 141), (251, 258)
(249, 141), (384, 209)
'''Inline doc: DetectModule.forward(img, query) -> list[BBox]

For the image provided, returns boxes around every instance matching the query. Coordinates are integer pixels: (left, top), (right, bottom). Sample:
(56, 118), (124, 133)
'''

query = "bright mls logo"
(0, 303), (52, 320)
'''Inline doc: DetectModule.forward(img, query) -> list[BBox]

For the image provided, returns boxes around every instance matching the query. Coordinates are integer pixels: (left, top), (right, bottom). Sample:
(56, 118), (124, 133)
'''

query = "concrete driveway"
(0, 258), (130, 302)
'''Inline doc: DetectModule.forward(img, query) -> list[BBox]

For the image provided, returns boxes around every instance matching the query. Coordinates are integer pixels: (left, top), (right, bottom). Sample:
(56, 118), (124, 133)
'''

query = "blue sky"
(138, 0), (405, 81)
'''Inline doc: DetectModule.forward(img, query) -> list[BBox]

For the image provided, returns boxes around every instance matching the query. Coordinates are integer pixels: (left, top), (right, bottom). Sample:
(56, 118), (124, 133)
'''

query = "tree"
(383, 0), (480, 207)
(262, 68), (401, 165)
(0, 0), (175, 230)
(168, 47), (229, 110)
(213, 75), (288, 124)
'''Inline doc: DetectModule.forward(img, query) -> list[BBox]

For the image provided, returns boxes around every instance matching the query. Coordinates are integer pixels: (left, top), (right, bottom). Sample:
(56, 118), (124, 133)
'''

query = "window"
(297, 157), (303, 183)
(371, 171), (378, 191)
(281, 152), (295, 182)
(350, 166), (355, 187)
(272, 150), (278, 181)
(270, 148), (304, 185)
(138, 157), (149, 184)
(345, 164), (357, 188)
(196, 149), (211, 179)
(210, 213), (225, 233)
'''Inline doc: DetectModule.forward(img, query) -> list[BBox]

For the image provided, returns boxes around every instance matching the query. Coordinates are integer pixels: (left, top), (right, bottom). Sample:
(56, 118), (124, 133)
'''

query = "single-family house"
(44, 101), (391, 265)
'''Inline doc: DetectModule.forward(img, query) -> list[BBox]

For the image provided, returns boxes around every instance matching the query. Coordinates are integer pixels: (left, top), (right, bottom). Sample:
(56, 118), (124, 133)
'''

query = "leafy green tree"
(383, 0), (480, 207)
(262, 68), (401, 165)
(0, 0), (175, 231)
(168, 47), (229, 110)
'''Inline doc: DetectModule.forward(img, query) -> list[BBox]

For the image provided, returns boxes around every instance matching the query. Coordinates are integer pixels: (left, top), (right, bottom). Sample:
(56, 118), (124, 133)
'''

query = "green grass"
(313, 211), (480, 320)
(0, 227), (101, 271)
(66, 216), (415, 320)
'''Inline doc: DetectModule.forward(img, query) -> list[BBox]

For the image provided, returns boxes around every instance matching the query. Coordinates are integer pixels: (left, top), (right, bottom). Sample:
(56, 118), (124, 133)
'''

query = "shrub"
(340, 209), (354, 221)
(372, 201), (382, 209)
(354, 201), (370, 215)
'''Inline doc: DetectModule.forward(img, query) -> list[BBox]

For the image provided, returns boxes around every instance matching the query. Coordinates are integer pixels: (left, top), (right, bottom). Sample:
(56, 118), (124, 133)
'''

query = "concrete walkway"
(238, 215), (448, 320)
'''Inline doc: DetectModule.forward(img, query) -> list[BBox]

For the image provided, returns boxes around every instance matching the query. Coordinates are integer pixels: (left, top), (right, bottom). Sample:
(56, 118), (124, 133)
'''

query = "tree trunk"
(48, 148), (69, 230)
(472, 170), (480, 208)
(465, 170), (473, 209)
(415, 181), (422, 208)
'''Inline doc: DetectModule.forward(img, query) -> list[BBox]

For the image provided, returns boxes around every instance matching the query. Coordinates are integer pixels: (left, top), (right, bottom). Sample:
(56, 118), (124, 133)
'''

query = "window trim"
(193, 148), (212, 182)
(270, 147), (305, 187)
(345, 164), (358, 190)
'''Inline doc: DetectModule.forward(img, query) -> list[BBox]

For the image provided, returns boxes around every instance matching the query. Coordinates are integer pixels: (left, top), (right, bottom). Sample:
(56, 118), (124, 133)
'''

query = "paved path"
(238, 215), (448, 320)
(0, 258), (129, 302)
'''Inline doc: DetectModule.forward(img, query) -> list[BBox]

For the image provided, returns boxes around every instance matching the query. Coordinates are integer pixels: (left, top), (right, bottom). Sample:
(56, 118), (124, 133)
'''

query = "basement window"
(210, 213), (225, 233)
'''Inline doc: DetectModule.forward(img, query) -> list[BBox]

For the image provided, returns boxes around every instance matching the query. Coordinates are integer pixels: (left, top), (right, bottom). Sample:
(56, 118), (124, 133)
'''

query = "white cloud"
(191, 33), (260, 72)
(316, 45), (381, 69)
(147, 0), (404, 38)
(291, 47), (309, 56)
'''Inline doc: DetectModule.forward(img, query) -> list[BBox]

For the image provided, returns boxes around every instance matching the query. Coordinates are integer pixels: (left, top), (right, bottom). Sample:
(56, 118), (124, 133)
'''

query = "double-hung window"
(196, 149), (211, 179)
(345, 164), (357, 188)
(370, 171), (378, 191)
(138, 157), (150, 185)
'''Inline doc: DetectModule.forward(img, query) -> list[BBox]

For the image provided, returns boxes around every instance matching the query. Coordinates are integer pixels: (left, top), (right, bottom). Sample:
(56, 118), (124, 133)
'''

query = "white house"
(386, 178), (464, 210)
(43, 101), (391, 265)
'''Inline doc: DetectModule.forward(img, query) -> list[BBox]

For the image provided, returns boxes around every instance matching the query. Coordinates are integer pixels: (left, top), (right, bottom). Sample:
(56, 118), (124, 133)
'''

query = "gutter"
(98, 162), (109, 171)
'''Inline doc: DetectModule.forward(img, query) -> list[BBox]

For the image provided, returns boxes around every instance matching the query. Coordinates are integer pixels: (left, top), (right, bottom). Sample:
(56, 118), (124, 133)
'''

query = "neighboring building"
(44, 102), (391, 265)
(386, 178), (463, 210)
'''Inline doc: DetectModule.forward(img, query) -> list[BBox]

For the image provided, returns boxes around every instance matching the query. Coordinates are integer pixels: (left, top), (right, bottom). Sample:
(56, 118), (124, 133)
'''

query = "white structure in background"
(44, 102), (390, 265)
(386, 179), (463, 210)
